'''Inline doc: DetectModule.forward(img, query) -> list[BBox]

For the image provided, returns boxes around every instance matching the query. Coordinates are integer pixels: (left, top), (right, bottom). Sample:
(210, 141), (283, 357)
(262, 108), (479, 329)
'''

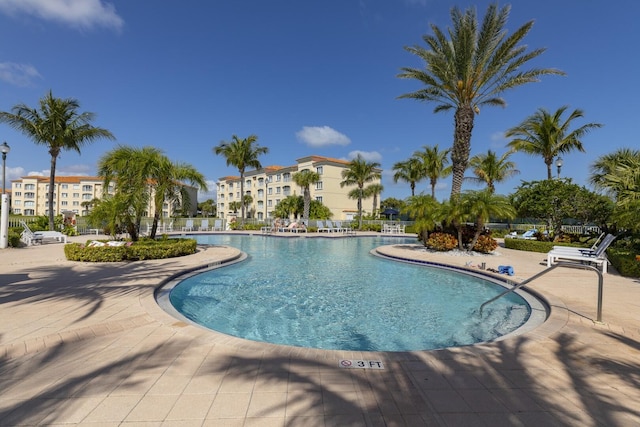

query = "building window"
(61, 193), (68, 198)
(14, 191), (21, 196)
(25, 192), (35, 198)
(73, 184), (80, 190)
(316, 181), (323, 190)
(268, 188), (273, 195)
(73, 193), (79, 198)
(82, 194), (92, 200)
(257, 189), (264, 198)
(15, 183), (21, 188)
(316, 166), (323, 175)
(61, 201), (68, 206)
(283, 186), (291, 196)
(268, 200), (272, 207)
(13, 200), (21, 206)
(258, 178), (264, 187)
(61, 184), (68, 189)
(73, 201), (79, 206)
(276, 187), (281, 194)
(229, 183), (233, 189)
(315, 196), (323, 203)
(283, 173), (291, 182)
(276, 174), (281, 182)
(82, 185), (92, 192)
(246, 179), (251, 187)
(257, 201), (263, 208)
(24, 201), (35, 207)
(13, 209), (21, 214)
(25, 184), (35, 190)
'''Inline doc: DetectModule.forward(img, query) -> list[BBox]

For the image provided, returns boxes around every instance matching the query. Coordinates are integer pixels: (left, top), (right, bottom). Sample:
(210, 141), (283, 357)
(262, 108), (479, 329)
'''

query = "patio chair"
(182, 219), (194, 232)
(199, 219), (210, 231)
(546, 234), (616, 273)
(317, 220), (331, 233)
(325, 220), (341, 232)
(552, 232), (605, 253)
(20, 220), (66, 245)
(212, 219), (223, 231)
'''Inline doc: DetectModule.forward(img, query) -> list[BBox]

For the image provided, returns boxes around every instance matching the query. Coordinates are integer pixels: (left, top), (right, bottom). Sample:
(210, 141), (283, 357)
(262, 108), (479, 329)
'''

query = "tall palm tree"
(0, 90), (115, 230)
(461, 190), (515, 251)
(415, 145), (451, 198)
(398, 3), (563, 198)
(340, 155), (381, 229)
(292, 169), (320, 223)
(213, 134), (268, 225)
(392, 157), (423, 196)
(364, 183), (384, 217)
(465, 149), (519, 193)
(506, 106), (602, 179)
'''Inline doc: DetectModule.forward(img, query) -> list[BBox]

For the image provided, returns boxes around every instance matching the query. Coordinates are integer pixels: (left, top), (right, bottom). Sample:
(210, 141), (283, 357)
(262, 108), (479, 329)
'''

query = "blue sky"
(0, 0), (636, 202)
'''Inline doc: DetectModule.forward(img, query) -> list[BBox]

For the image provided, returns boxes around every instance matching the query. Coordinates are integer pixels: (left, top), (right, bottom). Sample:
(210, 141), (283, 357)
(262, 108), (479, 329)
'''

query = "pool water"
(168, 235), (532, 352)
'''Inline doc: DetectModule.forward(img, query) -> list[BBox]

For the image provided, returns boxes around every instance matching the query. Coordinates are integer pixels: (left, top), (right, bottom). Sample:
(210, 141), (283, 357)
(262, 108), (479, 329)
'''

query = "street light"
(556, 157), (563, 179)
(1, 141), (10, 249)
(1, 141), (9, 194)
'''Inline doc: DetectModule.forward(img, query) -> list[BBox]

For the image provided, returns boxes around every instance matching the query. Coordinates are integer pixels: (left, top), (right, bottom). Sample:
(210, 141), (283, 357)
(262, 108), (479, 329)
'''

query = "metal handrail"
(480, 261), (604, 322)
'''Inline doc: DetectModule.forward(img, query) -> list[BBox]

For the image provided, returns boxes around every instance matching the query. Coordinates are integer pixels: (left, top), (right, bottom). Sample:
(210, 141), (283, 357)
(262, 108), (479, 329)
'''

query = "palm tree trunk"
(48, 153), (58, 231)
(239, 172), (245, 227)
(303, 187), (310, 221)
(450, 106), (475, 198)
(546, 160), (553, 179)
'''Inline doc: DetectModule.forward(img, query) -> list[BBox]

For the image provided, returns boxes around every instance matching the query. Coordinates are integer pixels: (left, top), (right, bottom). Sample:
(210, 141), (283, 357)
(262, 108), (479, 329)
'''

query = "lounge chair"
(552, 232), (605, 254)
(317, 220), (332, 233)
(20, 221), (66, 245)
(212, 219), (223, 231)
(182, 219), (194, 231)
(199, 219), (210, 231)
(506, 229), (538, 240)
(546, 234), (616, 273)
(325, 220), (341, 232)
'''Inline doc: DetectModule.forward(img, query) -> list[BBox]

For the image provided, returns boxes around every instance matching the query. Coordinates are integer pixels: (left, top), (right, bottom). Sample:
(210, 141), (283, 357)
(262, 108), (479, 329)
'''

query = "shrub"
(504, 238), (572, 253)
(64, 238), (197, 262)
(607, 248), (640, 277)
(473, 235), (498, 253)
(426, 232), (458, 251)
(8, 229), (21, 248)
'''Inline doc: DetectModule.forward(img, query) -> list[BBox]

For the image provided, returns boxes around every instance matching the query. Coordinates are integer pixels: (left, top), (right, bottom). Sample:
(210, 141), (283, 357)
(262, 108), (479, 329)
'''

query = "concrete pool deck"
(1, 232), (639, 426)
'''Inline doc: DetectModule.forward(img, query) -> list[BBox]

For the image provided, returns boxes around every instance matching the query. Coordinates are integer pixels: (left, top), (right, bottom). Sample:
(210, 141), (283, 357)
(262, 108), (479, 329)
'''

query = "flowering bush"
(472, 235), (498, 253)
(426, 232), (458, 251)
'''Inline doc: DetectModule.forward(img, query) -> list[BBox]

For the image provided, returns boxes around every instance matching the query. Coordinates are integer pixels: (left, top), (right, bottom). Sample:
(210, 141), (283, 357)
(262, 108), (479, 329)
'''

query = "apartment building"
(10, 176), (198, 218)
(216, 155), (382, 221)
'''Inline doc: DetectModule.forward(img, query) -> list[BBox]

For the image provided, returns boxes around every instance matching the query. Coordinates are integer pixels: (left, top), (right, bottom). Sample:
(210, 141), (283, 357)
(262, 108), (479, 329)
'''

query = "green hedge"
(64, 238), (197, 262)
(607, 249), (640, 277)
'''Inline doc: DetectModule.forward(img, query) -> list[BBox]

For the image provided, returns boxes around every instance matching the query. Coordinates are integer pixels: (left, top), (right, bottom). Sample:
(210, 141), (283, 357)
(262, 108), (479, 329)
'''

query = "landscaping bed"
(64, 238), (197, 262)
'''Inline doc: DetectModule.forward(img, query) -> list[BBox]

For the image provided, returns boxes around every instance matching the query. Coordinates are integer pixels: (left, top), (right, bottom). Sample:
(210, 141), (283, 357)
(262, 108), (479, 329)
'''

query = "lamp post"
(556, 157), (563, 179)
(1, 141), (11, 249)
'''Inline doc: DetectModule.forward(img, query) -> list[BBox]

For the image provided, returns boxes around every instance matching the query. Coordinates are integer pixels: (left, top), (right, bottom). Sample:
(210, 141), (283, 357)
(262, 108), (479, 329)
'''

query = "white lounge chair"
(20, 221), (67, 245)
(212, 219), (223, 231)
(506, 229), (538, 240)
(546, 234), (616, 273)
(199, 219), (210, 231)
(317, 220), (332, 233)
(182, 219), (194, 231)
(552, 232), (606, 254)
(325, 220), (342, 232)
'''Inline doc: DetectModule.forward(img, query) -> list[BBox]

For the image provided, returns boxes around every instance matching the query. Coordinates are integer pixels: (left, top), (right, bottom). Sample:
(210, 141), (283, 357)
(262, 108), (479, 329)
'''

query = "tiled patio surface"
(1, 232), (639, 426)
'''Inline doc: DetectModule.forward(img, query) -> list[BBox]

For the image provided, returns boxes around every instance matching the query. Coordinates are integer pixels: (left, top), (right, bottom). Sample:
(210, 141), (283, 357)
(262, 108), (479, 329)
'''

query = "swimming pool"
(163, 235), (543, 352)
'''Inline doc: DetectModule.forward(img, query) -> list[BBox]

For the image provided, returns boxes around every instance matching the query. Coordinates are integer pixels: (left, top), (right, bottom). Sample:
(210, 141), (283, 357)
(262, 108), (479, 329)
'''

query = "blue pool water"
(167, 235), (532, 351)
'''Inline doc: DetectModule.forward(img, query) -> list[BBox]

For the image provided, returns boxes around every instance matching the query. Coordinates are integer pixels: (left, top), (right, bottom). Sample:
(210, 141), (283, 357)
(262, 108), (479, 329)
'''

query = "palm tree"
(506, 106), (602, 179)
(404, 194), (441, 244)
(392, 157), (423, 196)
(99, 146), (206, 240)
(415, 145), (451, 198)
(465, 150), (519, 193)
(0, 91), (115, 230)
(340, 155), (381, 229)
(590, 148), (640, 203)
(149, 156), (207, 238)
(292, 169), (320, 223)
(398, 3), (563, 198)
(461, 190), (515, 251)
(213, 134), (268, 225)
(365, 183), (384, 217)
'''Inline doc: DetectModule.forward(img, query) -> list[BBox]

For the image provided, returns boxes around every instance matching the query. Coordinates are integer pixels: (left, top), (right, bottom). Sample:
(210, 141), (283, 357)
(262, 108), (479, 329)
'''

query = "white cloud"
(0, 62), (41, 87)
(25, 170), (44, 177)
(5, 166), (25, 183)
(296, 126), (351, 147)
(347, 150), (382, 163)
(0, 0), (124, 31)
(198, 179), (217, 201)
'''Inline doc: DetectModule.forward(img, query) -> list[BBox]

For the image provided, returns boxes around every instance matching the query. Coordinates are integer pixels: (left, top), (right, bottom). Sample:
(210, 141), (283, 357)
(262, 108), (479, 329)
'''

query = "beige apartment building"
(10, 176), (198, 218)
(216, 155), (382, 221)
